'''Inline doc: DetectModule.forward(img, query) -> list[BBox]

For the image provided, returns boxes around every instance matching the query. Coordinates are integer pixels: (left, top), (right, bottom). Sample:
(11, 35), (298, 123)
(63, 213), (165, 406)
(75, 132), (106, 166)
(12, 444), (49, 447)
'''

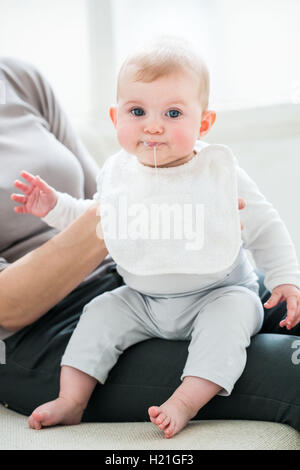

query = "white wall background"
(111, 0), (300, 110)
(0, 0), (90, 118)
(0, 0), (299, 260)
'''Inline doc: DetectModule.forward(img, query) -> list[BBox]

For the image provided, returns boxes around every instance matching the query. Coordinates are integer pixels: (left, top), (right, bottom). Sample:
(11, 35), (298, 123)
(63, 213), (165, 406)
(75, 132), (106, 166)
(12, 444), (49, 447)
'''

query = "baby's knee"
(199, 287), (263, 338)
(222, 288), (264, 335)
(80, 291), (119, 324)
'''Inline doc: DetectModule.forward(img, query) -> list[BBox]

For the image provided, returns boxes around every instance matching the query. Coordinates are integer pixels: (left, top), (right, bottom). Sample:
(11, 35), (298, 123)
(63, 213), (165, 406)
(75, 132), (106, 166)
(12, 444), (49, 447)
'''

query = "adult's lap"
(0, 269), (299, 431)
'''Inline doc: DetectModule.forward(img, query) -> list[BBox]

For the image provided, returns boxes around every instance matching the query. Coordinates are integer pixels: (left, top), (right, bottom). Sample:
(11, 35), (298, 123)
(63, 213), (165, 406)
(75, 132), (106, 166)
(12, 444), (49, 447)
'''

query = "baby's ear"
(199, 110), (216, 137)
(109, 106), (118, 127)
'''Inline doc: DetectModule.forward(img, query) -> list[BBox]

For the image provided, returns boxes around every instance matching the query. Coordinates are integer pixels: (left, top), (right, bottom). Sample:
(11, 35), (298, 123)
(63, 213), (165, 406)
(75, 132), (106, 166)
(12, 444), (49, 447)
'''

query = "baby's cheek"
(117, 125), (135, 150)
(172, 127), (197, 152)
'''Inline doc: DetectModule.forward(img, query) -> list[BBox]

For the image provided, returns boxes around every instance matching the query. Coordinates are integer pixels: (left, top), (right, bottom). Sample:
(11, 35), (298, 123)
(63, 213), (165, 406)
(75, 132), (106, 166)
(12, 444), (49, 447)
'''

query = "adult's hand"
(238, 197), (246, 230)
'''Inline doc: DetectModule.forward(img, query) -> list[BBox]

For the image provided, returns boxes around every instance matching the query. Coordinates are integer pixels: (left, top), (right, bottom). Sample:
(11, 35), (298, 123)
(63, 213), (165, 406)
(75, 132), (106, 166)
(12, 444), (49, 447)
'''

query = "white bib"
(97, 142), (242, 275)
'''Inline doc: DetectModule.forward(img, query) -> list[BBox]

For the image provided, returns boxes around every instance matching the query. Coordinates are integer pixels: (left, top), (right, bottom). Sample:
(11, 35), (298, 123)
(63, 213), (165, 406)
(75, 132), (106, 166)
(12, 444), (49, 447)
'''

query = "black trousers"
(0, 268), (299, 430)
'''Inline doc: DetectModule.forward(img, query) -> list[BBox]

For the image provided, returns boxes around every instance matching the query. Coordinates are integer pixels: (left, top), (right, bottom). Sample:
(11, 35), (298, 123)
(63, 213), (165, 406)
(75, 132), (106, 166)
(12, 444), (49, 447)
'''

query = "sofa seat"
(1, 404), (299, 450)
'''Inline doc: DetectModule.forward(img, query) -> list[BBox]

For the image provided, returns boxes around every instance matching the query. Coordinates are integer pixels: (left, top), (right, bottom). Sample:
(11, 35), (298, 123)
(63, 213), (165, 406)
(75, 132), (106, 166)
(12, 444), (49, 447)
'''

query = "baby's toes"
(155, 411), (167, 425)
(148, 405), (161, 424)
(164, 421), (176, 439)
(28, 414), (42, 430)
(32, 410), (51, 426)
(158, 414), (171, 430)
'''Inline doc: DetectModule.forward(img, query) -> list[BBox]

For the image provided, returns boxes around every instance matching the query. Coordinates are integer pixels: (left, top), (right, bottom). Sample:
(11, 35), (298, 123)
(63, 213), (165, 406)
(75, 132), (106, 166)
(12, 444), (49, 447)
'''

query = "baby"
(12, 37), (300, 438)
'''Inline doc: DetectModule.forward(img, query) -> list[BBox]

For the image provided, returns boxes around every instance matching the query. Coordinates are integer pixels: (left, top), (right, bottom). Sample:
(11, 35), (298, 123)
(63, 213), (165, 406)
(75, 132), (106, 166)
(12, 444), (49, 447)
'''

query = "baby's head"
(110, 37), (216, 168)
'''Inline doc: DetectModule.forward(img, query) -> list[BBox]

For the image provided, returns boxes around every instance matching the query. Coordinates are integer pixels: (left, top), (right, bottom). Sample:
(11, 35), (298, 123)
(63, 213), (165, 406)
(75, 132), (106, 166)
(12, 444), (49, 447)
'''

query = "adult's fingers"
(238, 197), (246, 210)
(238, 197), (246, 230)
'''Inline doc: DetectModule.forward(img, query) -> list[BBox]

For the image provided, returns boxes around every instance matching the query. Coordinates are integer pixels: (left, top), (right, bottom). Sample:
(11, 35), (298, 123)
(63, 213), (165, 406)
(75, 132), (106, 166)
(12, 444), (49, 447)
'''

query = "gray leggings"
(61, 261), (264, 396)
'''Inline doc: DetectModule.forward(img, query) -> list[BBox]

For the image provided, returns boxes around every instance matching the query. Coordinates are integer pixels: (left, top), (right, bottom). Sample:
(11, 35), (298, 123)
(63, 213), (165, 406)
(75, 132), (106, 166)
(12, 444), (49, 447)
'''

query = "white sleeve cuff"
(42, 192), (70, 229)
(41, 192), (94, 231)
(264, 277), (300, 292)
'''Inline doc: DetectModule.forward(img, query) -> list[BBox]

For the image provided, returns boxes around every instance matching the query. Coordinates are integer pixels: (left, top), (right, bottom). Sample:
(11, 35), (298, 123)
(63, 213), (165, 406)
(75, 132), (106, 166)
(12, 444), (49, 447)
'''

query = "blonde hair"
(117, 36), (210, 110)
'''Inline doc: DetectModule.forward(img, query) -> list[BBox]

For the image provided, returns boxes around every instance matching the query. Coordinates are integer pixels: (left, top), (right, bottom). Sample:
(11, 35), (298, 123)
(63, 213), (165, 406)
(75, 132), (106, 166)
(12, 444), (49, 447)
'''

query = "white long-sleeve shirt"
(43, 142), (300, 294)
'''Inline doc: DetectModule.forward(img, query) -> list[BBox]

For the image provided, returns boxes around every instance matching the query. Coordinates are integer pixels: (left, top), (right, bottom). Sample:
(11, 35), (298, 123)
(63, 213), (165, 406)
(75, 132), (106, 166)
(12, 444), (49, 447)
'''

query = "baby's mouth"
(143, 141), (164, 148)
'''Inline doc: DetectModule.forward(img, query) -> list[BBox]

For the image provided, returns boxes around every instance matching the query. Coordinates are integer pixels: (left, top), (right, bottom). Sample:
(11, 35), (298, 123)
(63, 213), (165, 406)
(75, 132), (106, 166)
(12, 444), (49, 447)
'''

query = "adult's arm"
(0, 206), (107, 332)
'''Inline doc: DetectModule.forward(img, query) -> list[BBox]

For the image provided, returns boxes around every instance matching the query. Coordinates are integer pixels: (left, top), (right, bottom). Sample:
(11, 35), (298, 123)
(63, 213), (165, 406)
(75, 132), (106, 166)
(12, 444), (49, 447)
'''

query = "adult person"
(0, 58), (299, 430)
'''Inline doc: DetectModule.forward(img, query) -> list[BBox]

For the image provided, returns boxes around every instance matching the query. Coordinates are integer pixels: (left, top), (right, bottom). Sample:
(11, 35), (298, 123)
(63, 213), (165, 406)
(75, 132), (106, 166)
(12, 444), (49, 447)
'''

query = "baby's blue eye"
(131, 108), (145, 117)
(167, 109), (181, 118)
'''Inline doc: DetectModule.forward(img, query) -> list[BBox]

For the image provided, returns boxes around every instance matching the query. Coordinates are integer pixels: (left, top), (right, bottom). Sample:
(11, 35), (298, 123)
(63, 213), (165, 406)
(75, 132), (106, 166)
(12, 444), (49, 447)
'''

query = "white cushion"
(1, 405), (299, 450)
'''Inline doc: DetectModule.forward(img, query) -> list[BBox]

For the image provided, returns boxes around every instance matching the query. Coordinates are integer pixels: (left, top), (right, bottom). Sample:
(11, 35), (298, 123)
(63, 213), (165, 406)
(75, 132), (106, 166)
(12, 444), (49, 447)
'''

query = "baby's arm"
(238, 166), (300, 291)
(238, 166), (300, 328)
(44, 169), (103, 232)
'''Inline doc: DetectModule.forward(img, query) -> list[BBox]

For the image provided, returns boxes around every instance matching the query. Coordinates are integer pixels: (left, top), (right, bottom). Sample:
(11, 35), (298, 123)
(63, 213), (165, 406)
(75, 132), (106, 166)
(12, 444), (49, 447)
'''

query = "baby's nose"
(144, 119), (164, 134)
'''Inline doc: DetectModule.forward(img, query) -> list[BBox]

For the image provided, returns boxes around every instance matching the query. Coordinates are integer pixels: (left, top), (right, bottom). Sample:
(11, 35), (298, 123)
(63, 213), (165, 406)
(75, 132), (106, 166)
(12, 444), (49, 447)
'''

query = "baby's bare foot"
(148, 395), (196, 439)
(28, 396), (85, 430)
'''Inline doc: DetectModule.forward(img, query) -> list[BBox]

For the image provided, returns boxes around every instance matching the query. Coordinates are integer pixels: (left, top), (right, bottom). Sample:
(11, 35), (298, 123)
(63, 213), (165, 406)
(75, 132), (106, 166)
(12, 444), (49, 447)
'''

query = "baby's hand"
(11, 171), (57, 217)
(264, 284), (300, 330)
